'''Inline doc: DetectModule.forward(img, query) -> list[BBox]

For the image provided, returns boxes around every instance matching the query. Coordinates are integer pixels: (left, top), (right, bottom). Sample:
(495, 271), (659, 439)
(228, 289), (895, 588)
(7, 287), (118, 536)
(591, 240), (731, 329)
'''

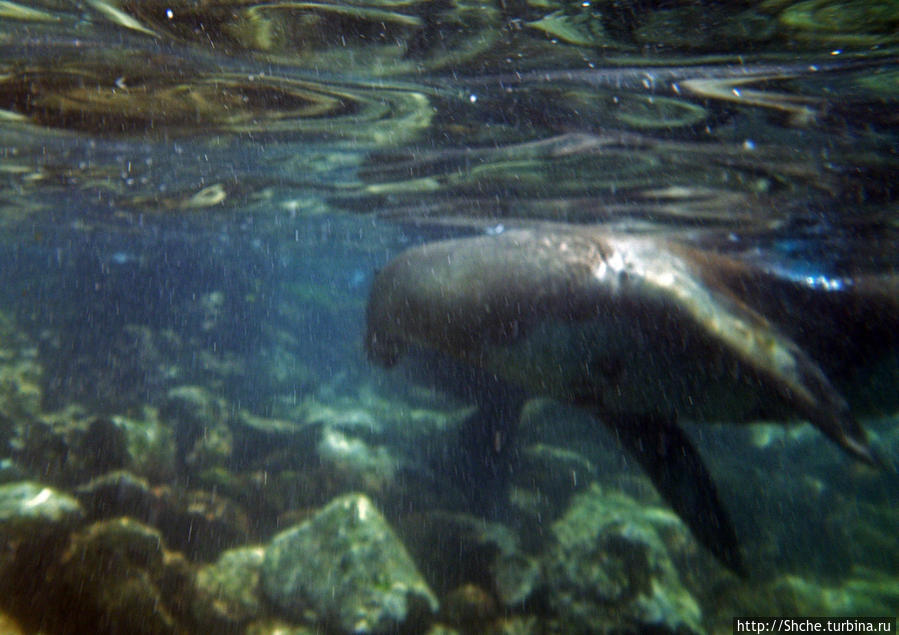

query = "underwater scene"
(1, 1), (898, 633)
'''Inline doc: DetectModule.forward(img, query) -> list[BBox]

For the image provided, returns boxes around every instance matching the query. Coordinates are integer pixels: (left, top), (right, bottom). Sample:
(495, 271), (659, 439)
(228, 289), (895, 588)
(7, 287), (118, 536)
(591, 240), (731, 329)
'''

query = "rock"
(160, 385), (233, 472)
(76, 471), (250, 560)
(301, 399), (384, 435)
(424, 615), (542, 635)
(543, 484), (703, 634)
(229, 388), (477, 518)
(193, 545), (266, 629)
(39, 324), (183, 413)
(53, 518), (195, 635)
(75, 470), (157, 515)
(491, 549), (542, 608)
(0, 610), (25, 635)
(8, 403), (175, 486)
(110, 410), (177, 482)
(0, 459), (29, 484)
(231, 410), (314, 468)
(0, 482), (84, 631)
(488, 615), (544, 634)
(397, 511), (542, 608)
(1, 516), (196, 635)
(262, 493), (438, 633)
(245, 619), (319, 635)
(11, 409), (129, 485)
(0, 481), (83, 538)
(846, 500), (899, 573)
(771, 569), (899, 616)
(0, 311), (43, 426)
(508, 443), (598, 526)
(316, 426), (398, 493)
(518, 444), (596, 491)
(226, 387), (477, 524)
(441, 584), (497, 628)
(710, 567), (899, 631)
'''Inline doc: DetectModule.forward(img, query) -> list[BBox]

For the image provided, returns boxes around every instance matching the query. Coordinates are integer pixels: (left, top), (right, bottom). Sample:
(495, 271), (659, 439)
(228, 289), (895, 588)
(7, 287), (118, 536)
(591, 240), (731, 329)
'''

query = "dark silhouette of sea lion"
(365, 227), (883, 575)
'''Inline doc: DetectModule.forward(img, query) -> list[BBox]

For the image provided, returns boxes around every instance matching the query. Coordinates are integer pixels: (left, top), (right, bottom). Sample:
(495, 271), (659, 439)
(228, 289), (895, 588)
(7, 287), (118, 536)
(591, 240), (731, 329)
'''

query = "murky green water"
(0, 2), (897, 633)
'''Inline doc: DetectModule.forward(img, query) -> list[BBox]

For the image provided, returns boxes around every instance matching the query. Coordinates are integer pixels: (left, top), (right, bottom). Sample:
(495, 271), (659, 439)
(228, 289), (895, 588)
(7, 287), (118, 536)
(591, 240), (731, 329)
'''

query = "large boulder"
(262, 493), (438, 633)
(52, 518), (196, 635)
(193, 545), (266, 630)
(160, 385), (233, 472)
(2, 516), (195, 635)
(75, 471), (250, 559)
(11, 409), (128, 485)
(543, 484), (703, 634)
(0, 481), (83, 538)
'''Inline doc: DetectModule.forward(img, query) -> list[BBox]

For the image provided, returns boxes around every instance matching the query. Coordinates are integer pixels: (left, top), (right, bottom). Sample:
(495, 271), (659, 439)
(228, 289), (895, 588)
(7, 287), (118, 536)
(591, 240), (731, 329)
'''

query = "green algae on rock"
(54, 518), (195, 634)
(110, 411), (177, 483)
(262, 493), (438, 633)
(0, 481), (83, 538)
(712, 566), (899, 630)
(193, 545), (267, 629)
(160, 385), (234, 473)
(772, 568), (899, 616)
(10, 410), (128, 485)
(75, 470), (251, 560)
(543, 484), (703, 634)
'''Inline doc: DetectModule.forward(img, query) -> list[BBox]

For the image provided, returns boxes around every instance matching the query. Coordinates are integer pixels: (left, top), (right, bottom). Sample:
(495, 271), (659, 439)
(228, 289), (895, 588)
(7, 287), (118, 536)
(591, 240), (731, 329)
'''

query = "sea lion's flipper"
(403, 352), (528, 518)
(452, 392), (526, 519)
(607, 412), (746, 576)
(659, 240), (879, 466)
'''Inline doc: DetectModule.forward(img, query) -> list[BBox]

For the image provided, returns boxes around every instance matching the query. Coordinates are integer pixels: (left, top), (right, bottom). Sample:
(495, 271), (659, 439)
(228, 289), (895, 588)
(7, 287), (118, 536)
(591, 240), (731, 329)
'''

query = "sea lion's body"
(365, 227), (883, 573)
(367, 229), (874, 456)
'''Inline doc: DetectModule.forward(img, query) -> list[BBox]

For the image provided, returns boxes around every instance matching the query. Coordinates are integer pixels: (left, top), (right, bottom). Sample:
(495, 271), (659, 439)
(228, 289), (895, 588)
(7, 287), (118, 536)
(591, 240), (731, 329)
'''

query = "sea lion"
(365, 227), (883, 574)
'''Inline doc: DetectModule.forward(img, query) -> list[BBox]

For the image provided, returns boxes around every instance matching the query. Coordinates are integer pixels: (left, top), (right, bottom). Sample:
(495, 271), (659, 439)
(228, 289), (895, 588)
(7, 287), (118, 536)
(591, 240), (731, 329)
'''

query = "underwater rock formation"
(52, 518), (195, 635)
(398, 510), (542, 608)
(1, 513), (197, 635)
(0, 481), (83, 538)
(11, 408), (148, 486)
(192, 545), (267, 630)
(108, 412), (178, 483)
(76, 470), (250, 560)
(543, 484), (703, 634)
(161, 385), (234, 473)
(0, 312), (43, 429)
(262, 493), (438, 633)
